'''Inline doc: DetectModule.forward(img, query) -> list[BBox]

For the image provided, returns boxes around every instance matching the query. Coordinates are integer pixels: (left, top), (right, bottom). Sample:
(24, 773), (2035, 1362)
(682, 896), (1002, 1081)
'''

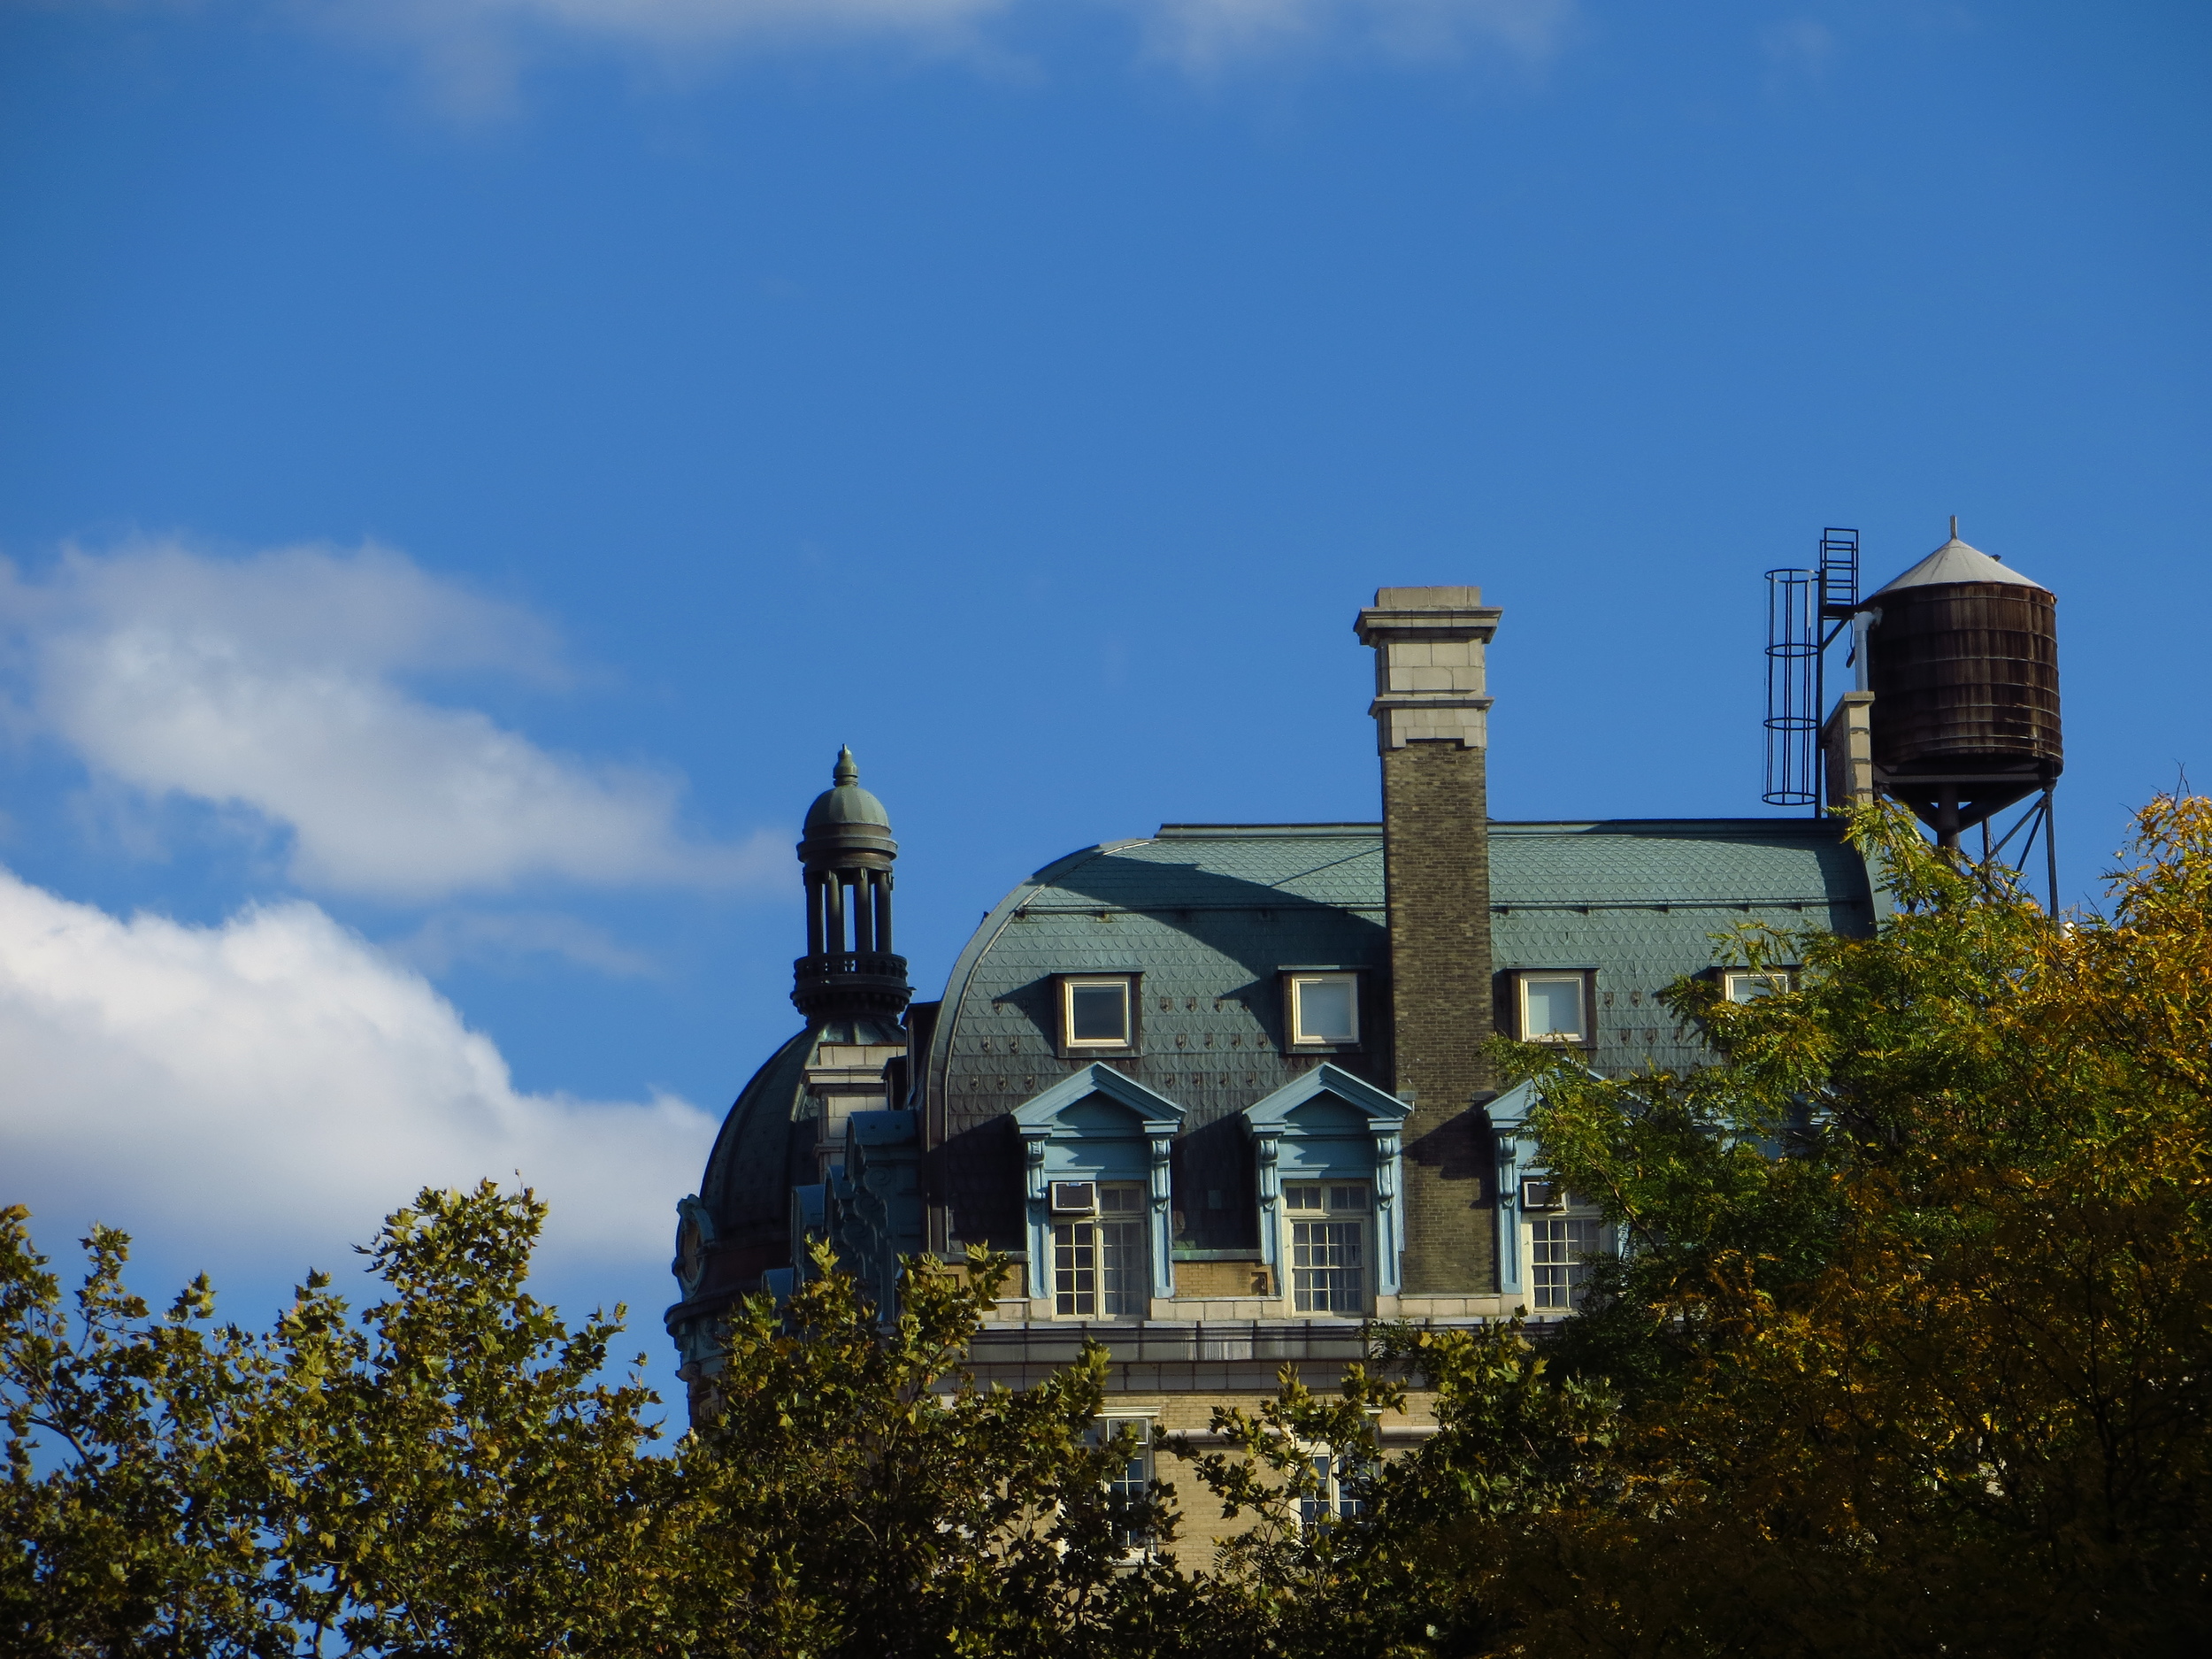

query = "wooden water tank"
(1863, 530), (2060, 832)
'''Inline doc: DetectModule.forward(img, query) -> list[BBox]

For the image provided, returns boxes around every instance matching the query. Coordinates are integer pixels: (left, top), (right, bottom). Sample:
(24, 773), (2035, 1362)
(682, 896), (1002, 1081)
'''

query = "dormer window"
(1285, 972), (1361, 1048)
(1512, 972), (1592, 1044)
(1055, 974), (1139, 1056)
(1722, 969), (1794, 1003)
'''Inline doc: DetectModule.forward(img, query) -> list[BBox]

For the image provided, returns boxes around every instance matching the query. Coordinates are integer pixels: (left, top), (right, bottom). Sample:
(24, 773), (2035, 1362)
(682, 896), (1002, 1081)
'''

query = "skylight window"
(1518, 974), (1586, 1042)
(1287, 973), (1359, 1046)
(1723, 970), (1794, 1003)
(1062, 978), (1133, 1048)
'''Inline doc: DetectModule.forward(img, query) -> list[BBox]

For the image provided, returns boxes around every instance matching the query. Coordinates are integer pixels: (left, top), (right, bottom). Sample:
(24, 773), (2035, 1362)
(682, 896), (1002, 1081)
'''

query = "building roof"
(918, 818), (1875, 1253)
(689, 1013), (906, 1297)
(1869, 534), (2048, 597)
(803, 745), (894, 832)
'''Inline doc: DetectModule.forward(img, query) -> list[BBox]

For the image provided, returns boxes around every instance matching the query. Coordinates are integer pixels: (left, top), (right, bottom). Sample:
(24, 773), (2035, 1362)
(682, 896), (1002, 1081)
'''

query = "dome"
(803, 747), (892, 833)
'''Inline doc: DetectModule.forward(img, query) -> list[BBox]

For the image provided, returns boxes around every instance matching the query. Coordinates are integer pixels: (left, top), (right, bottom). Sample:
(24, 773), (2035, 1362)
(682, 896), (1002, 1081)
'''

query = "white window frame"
(1295, 1439), (1375, 1532)
(1060, 976), (1135, 1051)
(1516, 972), (1589, 1043)
(1524, 1200), (1609, 1317)
(1721, 968), (1795, 1004)
(1091, 1412), (1157, 1555)
(1052, 1181), (1148, 1318)
(1286, 972), (1361, 1048)
(1283, 1181), (1371, 1316)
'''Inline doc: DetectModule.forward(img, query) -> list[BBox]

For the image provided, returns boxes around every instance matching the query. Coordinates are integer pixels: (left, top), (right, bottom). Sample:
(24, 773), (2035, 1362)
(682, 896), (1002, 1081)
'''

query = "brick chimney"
(1355, 587), (1503, 1296)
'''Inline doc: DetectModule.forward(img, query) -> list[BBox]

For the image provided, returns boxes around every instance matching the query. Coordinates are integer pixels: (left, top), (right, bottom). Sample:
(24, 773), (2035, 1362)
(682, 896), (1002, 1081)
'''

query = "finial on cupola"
(833, 745), (858, 787)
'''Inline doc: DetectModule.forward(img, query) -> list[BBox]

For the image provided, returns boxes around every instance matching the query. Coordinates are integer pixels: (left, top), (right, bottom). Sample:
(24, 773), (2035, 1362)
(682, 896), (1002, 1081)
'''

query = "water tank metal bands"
(1867, 581), (2062, 773)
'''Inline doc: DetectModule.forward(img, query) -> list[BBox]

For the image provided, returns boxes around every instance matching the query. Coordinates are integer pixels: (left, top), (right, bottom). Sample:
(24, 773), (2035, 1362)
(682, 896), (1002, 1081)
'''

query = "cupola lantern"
(792, 747), (911, 1020)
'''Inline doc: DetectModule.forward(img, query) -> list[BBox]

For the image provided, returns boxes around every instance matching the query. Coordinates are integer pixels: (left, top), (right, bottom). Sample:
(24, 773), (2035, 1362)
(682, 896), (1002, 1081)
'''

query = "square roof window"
(1287, 973), (1359, 1047)
(1064, 979), (1133, 1048)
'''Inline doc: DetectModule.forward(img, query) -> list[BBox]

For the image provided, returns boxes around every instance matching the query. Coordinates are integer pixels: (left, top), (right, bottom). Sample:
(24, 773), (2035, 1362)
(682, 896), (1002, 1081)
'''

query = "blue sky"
(2, 0), (2206, 1411)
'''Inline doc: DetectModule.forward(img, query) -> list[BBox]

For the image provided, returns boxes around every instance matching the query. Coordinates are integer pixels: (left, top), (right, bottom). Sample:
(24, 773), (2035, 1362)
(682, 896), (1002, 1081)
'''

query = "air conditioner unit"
(1520, 1178), (1563, 1210)
(1048, 1180), (1098, 1216)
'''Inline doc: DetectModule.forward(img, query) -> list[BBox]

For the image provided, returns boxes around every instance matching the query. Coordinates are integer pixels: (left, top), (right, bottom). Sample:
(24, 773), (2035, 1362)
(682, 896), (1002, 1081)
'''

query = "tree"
(3, 1185), (668, 1657)
(3, 1187), (1182, 1657)
(9, 798), (2208, 1658)
(1211, 798), (2211, 1658)
(670, 1246), (1186, 1659)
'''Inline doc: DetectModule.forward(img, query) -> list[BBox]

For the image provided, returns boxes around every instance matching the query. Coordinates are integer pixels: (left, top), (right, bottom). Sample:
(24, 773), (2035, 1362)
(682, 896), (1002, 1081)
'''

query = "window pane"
(1101, 1219), (1146, 1317)
(1327, 1185), (1370, 1213)
(1725, 972), (1786, 1003)
(1300, 1451), (1369, 1529)
(1301, 1454), (1333, 1530)
(1524, 978), (1583, 1038)
(1099, 1184), (1143, 1214)
(1068, 982), (1129, 1043)
(1089, 1420), (1154, 1548)
(1294, 979), (1356, 1042)
(1291, 1219), (1364, 1312)
(1055, 1222), (1098, 1317)
(1286, 1186), (1323, 1211)
(1530, 1216), (1605, 1311)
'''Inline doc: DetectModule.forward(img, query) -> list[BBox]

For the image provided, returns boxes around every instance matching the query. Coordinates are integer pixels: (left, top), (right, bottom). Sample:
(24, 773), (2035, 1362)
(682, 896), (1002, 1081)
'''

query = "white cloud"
(0, 541), (779, 902)
(267, 0), (1578, 111)
(1761, 17), (1835, 78)
(1118, 0), (1577, 73)
(0, 862), (716, 1275)
(389, 909), (661, 978)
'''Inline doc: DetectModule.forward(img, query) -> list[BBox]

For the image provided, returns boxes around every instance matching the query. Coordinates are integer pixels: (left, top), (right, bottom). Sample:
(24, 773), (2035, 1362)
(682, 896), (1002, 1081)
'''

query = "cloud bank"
(0, 541), (775, 902)
(0, 862), (715, 1275)
(288, 0), (1577, 109)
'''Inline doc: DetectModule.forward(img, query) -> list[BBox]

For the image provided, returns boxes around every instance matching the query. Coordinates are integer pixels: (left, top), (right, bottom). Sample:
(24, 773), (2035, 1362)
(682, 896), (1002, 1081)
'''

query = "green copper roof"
(803, 745), (893, 833)
(917, 818), (1874, 1254)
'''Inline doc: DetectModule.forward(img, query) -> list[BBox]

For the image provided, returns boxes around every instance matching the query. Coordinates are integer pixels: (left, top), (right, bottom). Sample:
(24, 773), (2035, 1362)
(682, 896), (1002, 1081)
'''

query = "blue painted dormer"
(1012, 1065), (1185, 1310)
(1489, 1074), (1619, 1318)
(1241, 1064), (1411, 1306)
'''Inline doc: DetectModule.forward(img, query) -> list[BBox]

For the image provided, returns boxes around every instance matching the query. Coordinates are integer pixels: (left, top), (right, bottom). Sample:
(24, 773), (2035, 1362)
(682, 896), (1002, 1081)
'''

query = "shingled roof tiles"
(912, 818), (1875, 1253)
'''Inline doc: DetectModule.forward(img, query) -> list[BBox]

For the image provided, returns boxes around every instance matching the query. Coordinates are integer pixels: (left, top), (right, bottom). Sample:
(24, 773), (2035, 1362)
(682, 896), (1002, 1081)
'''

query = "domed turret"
(792, 748), (910, 1020)
(1864, 519), (2062, 845)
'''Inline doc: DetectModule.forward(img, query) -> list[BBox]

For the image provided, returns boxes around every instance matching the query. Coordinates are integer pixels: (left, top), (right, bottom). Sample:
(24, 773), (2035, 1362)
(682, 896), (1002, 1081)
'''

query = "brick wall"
(1355, 586), (1504, 1298)
(1381, 741), (1497, 1294)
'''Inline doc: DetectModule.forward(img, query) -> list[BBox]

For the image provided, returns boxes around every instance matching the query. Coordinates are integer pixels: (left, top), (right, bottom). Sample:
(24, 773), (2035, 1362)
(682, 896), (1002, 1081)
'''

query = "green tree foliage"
(3, 1189), (1179, 1657)
(671, 1246), (1187, 1657)
(5, 799), (2208, 1657)
(1183, 798), (2212, 1656)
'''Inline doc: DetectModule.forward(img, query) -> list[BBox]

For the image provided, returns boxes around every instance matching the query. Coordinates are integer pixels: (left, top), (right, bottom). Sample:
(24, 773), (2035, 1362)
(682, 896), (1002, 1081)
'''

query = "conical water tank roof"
(1870, 531), (2049, 598)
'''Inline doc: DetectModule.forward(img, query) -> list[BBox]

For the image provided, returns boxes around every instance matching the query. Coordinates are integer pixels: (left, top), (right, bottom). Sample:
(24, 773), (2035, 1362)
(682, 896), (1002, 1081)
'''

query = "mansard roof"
(917, 818), (1874, 1255)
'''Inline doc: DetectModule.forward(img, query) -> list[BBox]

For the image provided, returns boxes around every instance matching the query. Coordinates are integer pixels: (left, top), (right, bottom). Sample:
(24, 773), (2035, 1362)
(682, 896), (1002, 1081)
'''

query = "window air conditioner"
(1049, 1180), (1099, 1216)
(1520, 1179), (1563, 1210)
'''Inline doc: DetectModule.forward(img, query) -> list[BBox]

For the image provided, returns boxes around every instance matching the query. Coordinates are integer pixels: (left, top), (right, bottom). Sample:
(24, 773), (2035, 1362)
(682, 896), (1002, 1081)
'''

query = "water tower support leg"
(2044, 788), (2060, 914)
(1937, 786), (1961, 851)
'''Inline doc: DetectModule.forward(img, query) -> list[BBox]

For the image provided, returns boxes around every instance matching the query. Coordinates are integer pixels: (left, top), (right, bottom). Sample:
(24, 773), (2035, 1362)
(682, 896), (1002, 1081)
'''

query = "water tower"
(1763, 519), (2062, 902)
(1863, 519), (2062, 849)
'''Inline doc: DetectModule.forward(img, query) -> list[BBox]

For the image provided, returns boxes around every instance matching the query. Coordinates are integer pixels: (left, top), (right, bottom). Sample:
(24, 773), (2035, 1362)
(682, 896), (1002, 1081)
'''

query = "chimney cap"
(1356, 588), (1502, 647)
(1372, 585), (1484, 610)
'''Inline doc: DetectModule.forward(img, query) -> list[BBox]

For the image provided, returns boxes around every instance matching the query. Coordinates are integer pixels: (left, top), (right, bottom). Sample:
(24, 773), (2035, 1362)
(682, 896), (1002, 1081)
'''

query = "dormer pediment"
(1240, 1063), (1410, 1134)
(1012, 1064), (1186, 1140)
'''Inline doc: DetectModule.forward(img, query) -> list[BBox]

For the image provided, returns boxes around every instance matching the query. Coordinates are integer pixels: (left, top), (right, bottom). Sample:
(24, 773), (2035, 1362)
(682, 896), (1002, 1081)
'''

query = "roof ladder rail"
(1763, 567), (1819, 810)
(1818, 526), (1859, 619)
